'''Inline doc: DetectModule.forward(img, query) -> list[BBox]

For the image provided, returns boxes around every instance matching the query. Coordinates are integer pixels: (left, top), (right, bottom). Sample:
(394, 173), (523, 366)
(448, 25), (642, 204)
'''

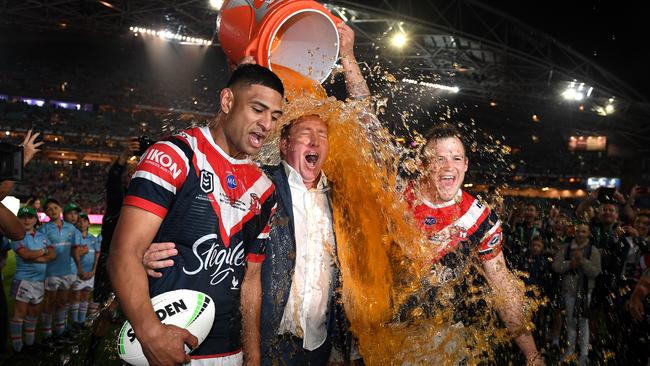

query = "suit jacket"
(260, 164), (349, 361)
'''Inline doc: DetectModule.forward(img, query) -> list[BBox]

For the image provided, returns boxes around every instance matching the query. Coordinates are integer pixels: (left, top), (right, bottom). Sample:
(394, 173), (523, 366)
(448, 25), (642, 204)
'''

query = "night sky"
(494, 0), (649, 98)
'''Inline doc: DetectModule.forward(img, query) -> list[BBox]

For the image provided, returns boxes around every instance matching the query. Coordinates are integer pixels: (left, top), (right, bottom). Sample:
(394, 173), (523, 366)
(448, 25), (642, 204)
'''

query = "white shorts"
(73, 276), (95, 291)
(45, 274), (76, 291)
(11, 279), (45, 304)
(190, 351), (242, 366)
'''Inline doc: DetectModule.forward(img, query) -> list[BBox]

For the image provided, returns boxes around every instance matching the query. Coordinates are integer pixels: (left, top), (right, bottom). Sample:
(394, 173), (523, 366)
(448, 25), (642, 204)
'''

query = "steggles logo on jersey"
(183, 233), (246, 286)
(200, 170), (214, 194)
(144, 149), (183, 179)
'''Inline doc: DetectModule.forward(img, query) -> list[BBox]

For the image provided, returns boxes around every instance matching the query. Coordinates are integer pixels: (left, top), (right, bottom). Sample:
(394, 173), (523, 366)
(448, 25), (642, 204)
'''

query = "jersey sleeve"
(243, 190), (277, 263)
(475, 209), (503, 261)
(9, 239), (24, 252)
(124, 138), (191, 218)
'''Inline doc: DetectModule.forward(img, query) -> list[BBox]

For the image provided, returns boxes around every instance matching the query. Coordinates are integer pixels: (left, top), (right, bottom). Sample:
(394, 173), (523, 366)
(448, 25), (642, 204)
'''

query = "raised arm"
(108, 206), (197, 366)
(338, 22), (371, 100)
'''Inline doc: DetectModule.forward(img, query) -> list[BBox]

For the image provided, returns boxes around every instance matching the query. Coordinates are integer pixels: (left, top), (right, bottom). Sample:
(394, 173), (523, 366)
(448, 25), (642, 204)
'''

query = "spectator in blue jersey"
(7, 206), (57, 355)
(62, 202), (85, 333)
(38, 198), (83, 345)
(70, 212), (100, 329)
(0, 129), (43, 356)
(109, 64), (284, 366)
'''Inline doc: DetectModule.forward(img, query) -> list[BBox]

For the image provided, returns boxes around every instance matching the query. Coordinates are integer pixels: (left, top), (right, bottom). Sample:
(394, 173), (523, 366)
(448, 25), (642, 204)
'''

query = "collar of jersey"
(421, 189), (462, 209)
(199, 126), (252, 165)
(282, 160), (329, 192)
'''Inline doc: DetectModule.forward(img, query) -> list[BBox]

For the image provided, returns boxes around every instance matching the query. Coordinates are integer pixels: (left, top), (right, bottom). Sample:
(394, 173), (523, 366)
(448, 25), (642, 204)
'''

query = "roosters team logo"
(249, 193), (261, 215)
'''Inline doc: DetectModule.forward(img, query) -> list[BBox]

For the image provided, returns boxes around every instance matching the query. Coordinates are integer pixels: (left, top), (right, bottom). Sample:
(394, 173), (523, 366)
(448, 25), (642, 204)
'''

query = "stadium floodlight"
(129, 25), (212, 46)
(562, 81), (591, 102)
(593, 97), (616, 116)
(210, 0), (224, 10)
(402, 78), (460, 93)
(390, 32), (408, 48)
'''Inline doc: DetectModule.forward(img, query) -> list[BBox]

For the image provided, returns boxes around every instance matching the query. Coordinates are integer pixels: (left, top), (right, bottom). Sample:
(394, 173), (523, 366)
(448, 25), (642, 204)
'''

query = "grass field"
(1, 225), (122, 365)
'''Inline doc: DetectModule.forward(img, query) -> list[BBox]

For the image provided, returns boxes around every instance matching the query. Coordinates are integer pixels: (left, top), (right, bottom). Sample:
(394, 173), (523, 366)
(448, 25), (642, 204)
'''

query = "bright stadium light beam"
(562, 80), (591, 102)
(390, 32), (408, 48)
(402, 78), (460, 93)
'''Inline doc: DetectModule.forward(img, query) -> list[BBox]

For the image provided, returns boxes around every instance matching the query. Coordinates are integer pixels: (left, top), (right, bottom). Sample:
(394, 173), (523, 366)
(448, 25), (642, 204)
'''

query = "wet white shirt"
(278, 161), (335, 351)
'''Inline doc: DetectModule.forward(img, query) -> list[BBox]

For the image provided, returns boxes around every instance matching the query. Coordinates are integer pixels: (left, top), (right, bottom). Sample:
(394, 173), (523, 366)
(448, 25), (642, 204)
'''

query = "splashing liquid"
(264, 65), (540, 365)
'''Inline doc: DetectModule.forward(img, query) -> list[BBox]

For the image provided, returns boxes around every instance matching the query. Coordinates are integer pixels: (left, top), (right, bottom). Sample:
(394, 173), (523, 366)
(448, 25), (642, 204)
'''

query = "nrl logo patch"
(200, 170), (214, 194)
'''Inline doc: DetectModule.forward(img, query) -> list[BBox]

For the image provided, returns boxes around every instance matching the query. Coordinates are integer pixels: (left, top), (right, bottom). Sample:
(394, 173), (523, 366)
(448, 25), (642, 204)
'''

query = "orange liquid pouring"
(262, 65), (540, 366)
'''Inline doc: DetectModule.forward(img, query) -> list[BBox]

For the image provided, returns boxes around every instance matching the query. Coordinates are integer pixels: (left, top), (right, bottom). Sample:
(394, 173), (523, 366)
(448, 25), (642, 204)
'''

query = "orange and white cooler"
(217, 0), (341, 84)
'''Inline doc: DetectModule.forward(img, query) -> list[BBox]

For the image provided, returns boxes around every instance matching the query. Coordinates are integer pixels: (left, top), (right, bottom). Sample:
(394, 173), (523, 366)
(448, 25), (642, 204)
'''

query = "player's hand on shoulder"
(143, 242), (177, 278)
(139, 322), (198, 366)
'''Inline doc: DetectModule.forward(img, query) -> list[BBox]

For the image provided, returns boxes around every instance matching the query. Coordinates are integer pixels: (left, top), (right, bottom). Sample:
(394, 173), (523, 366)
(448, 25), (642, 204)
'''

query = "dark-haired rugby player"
(109, 64), (284, 366)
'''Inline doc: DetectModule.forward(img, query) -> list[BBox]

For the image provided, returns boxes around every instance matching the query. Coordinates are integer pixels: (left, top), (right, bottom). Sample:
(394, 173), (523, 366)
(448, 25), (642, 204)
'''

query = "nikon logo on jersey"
(145, 148), (183, 179)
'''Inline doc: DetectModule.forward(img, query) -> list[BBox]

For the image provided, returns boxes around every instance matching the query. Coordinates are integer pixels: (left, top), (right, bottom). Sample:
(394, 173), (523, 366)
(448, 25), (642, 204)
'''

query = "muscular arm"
(482, 252), (542, 364)
(241, 261), (263, 366)
(108, 205), (197, 366)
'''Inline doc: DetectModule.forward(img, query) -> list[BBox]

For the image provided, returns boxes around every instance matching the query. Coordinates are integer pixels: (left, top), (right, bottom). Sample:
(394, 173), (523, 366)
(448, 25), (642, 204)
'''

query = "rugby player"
(402, 124), (544, 365)
(38, 199), (83, 344)
(108, 64), (284, 366)
(8, 206), (56, 353)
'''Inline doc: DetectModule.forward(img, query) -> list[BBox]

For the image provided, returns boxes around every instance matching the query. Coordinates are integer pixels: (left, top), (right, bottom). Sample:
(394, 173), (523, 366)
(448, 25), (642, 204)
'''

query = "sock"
(64, 303), (70, 329)
(24, 316), (37, 346)
(78, 301), (89, 323)
(10, 318), (24, 352)
(42, 313), (53, 339)
(55, 310), (66, 336)
(70, 303), (80, 324)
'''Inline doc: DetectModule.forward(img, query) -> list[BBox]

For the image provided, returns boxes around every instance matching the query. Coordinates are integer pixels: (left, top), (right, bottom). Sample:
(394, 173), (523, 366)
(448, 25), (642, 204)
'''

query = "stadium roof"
(2, 0), (649, 150)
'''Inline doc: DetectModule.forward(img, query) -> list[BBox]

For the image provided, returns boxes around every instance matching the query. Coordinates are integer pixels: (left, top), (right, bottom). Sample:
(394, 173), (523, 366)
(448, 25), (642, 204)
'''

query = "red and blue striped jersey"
(406, 189), (503, 263)
(124, 126), (276, 357)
